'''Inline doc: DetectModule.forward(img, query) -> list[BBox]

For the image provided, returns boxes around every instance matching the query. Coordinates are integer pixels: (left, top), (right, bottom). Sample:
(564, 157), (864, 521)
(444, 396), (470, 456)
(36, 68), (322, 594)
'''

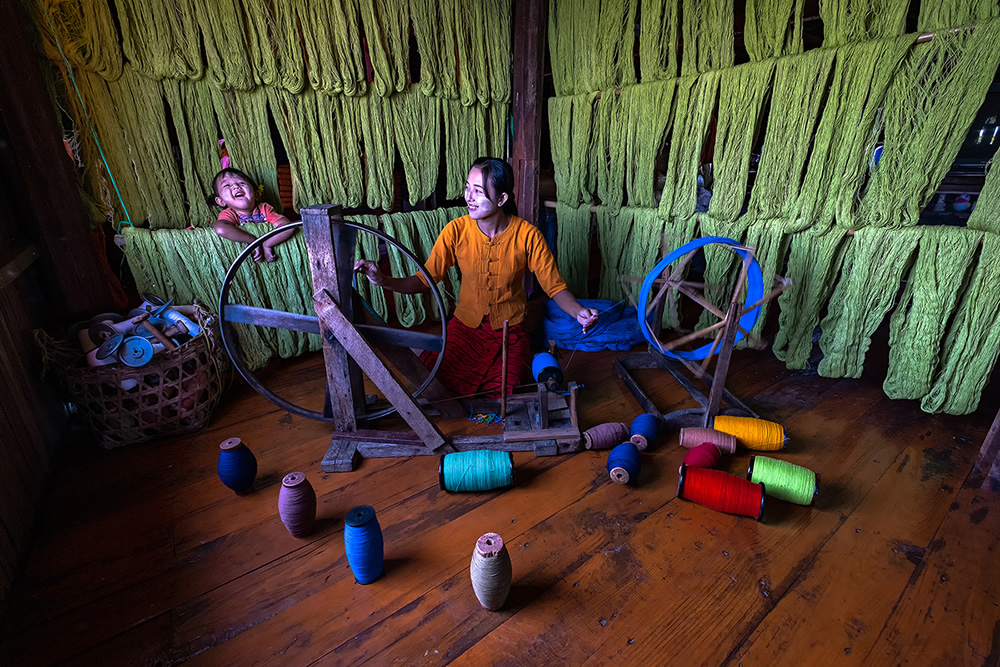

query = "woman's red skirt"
(420, 316), (530, 397)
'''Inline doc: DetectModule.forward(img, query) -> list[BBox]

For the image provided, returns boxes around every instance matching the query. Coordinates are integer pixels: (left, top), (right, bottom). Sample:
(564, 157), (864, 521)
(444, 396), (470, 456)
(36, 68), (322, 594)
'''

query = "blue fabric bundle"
(541, 299), (645, 351)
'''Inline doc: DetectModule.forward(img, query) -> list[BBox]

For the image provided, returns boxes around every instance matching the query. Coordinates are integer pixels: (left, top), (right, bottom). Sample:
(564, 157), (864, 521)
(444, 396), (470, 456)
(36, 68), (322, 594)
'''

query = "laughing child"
(210, 168), (296, 262)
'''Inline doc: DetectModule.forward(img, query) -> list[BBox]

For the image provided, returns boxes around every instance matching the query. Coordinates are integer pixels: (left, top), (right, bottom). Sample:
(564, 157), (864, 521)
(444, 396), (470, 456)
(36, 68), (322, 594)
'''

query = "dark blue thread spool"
(344, 505), (384, 584)
(629, 413), (660, 451)
(217, 437), (257, 493)
(607, 442), (642, 485)
(531, 352), (564, 390)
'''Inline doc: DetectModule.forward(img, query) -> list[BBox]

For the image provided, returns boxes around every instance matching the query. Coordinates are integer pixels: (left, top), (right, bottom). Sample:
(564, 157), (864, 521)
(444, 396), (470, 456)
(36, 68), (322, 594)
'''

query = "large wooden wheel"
(218, 219), (449, 423)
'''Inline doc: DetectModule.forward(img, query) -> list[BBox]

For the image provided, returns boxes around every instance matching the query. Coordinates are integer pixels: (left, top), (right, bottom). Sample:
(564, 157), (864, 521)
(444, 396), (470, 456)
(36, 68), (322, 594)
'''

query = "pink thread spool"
(278, 472), (317, 538)
(680, 442), (721, 473)
(678, 427), (737, 455)
(582, 422), (629, 450)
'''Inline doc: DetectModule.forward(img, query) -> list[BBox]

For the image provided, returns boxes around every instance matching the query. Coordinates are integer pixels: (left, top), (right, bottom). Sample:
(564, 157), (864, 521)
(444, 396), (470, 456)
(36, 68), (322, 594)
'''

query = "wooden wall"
(0, 0), (120, 609)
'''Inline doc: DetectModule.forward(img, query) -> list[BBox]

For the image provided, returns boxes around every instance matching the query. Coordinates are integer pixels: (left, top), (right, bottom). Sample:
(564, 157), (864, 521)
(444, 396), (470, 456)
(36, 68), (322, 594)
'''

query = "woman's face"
(465, 167), (505, 220)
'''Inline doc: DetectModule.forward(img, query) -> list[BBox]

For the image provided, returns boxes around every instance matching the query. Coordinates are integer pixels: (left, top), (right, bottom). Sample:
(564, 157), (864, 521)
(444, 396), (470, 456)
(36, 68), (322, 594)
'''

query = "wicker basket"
(35, 304), (230, 448)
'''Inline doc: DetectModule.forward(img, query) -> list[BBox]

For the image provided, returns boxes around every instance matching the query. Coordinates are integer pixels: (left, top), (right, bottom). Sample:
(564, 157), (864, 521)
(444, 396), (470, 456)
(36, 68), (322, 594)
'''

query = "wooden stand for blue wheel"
(297, 206), (581, 472)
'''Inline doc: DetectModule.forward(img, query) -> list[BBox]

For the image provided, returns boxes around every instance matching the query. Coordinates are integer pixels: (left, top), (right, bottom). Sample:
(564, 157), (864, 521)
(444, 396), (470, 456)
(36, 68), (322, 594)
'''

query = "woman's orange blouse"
(418, 215), (568, 330)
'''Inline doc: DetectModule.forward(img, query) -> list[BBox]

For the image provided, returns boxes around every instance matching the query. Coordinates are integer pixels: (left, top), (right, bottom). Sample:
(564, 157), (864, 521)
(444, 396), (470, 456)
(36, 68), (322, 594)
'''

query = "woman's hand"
(576, 307), (600, 333)
(353, 259), (387, 286)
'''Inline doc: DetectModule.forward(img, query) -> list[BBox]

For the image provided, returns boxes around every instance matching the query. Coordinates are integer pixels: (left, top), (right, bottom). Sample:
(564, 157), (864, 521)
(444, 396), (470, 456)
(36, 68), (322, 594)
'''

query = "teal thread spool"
(531, 352), (563, 390)
(439, 450), (514, 492)
(747, 456), (819, 505)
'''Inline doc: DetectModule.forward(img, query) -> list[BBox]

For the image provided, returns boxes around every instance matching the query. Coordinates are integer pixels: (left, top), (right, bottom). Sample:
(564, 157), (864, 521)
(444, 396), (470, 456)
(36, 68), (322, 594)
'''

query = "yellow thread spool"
(712, 415), (786, 451)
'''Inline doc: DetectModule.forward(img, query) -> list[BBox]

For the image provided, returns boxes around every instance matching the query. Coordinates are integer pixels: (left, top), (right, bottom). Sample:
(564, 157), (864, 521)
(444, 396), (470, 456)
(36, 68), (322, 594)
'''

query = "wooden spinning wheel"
(616, 236), (789, 430)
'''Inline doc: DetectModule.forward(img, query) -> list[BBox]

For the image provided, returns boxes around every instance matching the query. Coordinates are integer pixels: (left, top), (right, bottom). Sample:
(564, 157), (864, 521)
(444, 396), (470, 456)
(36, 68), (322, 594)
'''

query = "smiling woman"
(353, 157), (598, 397)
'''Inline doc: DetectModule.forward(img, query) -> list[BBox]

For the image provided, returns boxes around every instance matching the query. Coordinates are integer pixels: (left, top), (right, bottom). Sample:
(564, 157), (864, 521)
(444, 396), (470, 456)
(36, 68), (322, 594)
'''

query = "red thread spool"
(680, 442), (721, 473)
(677, 464), (765, 521)
(678, 427), (737, 455)
(582, 422), (629, 450)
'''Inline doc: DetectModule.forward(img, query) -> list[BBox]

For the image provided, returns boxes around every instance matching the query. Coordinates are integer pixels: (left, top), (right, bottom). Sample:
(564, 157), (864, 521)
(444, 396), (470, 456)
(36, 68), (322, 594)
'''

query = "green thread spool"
(747, 456), (819, 506)
(439, 450), (514, 492)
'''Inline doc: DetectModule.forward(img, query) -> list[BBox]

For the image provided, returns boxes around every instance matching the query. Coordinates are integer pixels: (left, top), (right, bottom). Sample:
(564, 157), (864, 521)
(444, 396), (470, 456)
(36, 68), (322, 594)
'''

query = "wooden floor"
(5, 336), (1000, 666)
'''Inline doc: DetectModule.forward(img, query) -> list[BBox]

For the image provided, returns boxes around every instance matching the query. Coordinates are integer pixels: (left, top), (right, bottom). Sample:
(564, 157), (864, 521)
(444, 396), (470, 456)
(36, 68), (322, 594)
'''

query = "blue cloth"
(541, 299), (645, 351)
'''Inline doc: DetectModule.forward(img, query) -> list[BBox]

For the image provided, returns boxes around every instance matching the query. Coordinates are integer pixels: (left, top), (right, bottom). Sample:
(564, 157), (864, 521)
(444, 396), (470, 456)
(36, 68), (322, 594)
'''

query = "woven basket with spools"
(34, 302), (229, 448)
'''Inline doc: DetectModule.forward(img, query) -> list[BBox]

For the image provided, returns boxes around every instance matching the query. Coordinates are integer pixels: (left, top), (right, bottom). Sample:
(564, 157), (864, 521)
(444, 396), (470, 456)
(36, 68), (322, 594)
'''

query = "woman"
(354, 157), (598, 397)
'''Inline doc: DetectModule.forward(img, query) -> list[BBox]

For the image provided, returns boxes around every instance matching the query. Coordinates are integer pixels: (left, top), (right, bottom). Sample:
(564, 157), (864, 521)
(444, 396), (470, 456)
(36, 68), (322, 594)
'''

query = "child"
(210, 168), (296, 262)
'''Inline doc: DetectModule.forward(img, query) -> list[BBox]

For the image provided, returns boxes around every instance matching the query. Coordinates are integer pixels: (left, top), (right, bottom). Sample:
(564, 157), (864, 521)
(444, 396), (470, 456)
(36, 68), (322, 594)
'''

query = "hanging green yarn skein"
(918, 0), (998, 32)
(967, 153), (1000, 234)
(820, 0), (909, 48)
(623, 80), (676, 209)
(638, 0), (679, 82)
(36, 0), (123, 80)
(659, 72), (720, 219)
(743, 0), (803, 61)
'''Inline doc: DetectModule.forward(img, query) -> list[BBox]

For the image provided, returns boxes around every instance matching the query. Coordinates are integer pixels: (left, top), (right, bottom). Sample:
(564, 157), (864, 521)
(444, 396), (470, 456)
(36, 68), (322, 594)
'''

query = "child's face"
(215, 173), (256, 212)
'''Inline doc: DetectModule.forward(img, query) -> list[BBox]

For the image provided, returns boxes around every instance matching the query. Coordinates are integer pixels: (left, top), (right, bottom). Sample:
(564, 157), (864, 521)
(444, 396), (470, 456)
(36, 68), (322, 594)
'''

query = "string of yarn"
(712, 415), (786, 451)
(748, 456), (817, 505)
(629, 413), (659, 451)
(583, 422), (629, 450)
(682, 443), (722, 472)
(344, 505), (384, 584)
(469, 532), (512, 611)
(440, 450), (514, 492)
(679, 427), (737, 454)
(607, 442), (641, 485)
(678, 465), (764, 520)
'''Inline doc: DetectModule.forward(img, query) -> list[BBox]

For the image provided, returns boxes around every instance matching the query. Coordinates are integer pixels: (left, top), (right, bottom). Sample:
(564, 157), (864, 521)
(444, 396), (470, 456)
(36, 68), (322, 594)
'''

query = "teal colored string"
(41, 5), (133, 233)
(442, 450), (513, 492)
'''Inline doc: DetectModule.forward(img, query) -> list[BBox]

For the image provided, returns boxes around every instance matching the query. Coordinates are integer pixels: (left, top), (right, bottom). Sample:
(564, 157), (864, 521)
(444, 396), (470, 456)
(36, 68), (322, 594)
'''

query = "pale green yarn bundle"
(596, 207), (634, 299)
(210, 84), (281, 213)
(793, 35), (915, 233)
(861, 21), (1000, 229)
(772, 230), (849, 369)
(268, 0), (307, 93)
(391, 86), (442, 205)
(708, 60), (776, 222)
(594, 89), (629, 213)
(595, 207), (668, 301)
(638, 0), (679, 82)
(268, 87), (331, 210)
(548, 0), (635, 95)
(325, 93), (367, 209)
(357, 0), (409, 97)
(410, 0), (458, 99)
(301, 0), (367, 95)
(555, 202), (593, 296)
(747, 48), (835, 223)
(740, 221), (790, 342)
(358, 92), (397, 211)
(659, 72), (720, 219)
(623, 80), (676, 209)
(443, 100), (489, 199)
(922, 233), (1000, 415)
(549, 93), (598, 207)
(918, 0), (998, 31)
(381, 213), (429, 327)
(884, 226), (980, 400)
(162, 79), (222, 227)
(820, 0), (909, 48)
(681, 0), (734, 75)
(818, 226), (922, 379)
(115, 0), (203, 81)
(743, 0), (803, 61)
(36, 0), (122, 80)
(194, 0), (255, 90)
(967, 154), (1000, 233)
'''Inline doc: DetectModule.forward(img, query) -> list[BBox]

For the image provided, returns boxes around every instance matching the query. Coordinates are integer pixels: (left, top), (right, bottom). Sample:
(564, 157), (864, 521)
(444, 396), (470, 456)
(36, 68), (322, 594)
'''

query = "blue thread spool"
(629, 413), (660, 451)
(161, 308), (200, 337)
(607, 442), (641, 485)
(217, 437), (257, 493)
(344, 505), (384, 584)
(118, 336), (155, 367)
(531, 352), (563, 390)
(439, 450), (514, 492)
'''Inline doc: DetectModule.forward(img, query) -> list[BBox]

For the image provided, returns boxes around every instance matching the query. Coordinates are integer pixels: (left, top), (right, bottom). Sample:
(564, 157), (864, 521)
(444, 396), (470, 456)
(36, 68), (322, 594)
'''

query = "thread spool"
(118, 336), (155, 367)
(629, 413), (660, 450)
(681, 443), (721, 473)
(470, 532), (512, 611)
(217, 437), (257, 493)
(712, 415), (786, 451)
(607, 442), (641, 485)
(439, 450), (514, 492)
(278, 472), (317, 537)
(747, 456), (819, 506)
(344, 505), (384, 584)
(582, 422), (629, 450)
(161, 307), (200, 337)
(678, 427), (737, 455)
(531, 352), (564, 390)
(678, 464), (765, 521)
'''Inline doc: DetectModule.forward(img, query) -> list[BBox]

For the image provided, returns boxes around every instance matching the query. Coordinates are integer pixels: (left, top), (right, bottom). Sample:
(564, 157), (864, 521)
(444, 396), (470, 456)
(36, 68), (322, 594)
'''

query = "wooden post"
(302, 206), (364, 431)
(510, 0), (546, 228)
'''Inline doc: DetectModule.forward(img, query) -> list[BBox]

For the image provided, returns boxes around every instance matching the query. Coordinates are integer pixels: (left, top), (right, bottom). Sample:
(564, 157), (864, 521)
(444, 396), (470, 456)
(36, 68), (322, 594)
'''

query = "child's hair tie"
(256, 184), (264, 198)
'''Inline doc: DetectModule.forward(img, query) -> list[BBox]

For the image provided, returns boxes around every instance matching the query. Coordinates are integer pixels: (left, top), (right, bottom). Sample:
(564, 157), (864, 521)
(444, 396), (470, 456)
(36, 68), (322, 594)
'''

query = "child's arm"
(214, 219), (265, 262)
